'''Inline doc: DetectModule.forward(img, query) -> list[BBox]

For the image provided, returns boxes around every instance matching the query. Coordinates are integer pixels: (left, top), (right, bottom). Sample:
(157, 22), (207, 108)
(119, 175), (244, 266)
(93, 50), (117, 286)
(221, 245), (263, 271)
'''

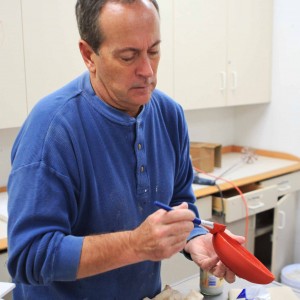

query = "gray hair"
(75, 0), (159, 54)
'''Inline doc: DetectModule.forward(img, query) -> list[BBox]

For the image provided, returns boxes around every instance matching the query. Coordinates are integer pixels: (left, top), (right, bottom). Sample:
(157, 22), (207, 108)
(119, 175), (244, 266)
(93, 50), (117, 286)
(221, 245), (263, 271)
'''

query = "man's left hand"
(183, 230), (245, 283)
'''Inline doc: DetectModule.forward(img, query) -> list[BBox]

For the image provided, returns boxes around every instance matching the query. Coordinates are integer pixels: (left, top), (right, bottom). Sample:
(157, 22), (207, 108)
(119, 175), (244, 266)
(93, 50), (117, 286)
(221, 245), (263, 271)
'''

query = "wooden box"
(190, 142), (222, 172)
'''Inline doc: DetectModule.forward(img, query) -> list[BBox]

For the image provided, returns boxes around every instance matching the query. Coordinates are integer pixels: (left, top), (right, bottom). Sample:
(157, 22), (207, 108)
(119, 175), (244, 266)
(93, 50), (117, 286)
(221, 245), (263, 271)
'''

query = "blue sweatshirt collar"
(80, 71), (149, 126)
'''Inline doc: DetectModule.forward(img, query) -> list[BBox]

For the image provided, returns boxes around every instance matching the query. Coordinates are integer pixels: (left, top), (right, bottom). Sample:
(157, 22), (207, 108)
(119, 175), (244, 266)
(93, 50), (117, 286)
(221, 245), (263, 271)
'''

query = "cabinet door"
(0, 0), (27, 129)
(21, 0), (86, 113)
(161, 252), (199, 287)
(226, 0), (273, 105)
(271, 193), (296, 280)
(156, 0), (174, 97)
(173, 0), (227, 110)
(0, 251), (10, 282)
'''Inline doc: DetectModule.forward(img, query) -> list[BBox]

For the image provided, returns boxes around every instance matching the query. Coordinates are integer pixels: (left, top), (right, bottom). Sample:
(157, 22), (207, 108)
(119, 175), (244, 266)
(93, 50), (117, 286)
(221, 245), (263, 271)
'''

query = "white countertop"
(192, 152), (300, 193)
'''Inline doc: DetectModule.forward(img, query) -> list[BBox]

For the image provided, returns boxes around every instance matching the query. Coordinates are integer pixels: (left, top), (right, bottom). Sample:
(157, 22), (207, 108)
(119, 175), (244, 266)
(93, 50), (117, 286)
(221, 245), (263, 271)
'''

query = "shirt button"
(140, 166), (144, 173)
(138, 143), (142, 150)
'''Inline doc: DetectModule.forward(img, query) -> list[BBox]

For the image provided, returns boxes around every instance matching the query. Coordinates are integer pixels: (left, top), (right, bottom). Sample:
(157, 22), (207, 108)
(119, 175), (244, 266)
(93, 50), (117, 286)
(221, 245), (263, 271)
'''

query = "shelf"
(255, 224), (273, 237)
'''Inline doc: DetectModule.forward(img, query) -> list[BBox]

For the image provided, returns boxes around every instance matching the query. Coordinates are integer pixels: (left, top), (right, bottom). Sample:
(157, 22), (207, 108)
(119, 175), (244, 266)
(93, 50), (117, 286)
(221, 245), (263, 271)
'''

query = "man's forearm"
(77, 231), (142, 279)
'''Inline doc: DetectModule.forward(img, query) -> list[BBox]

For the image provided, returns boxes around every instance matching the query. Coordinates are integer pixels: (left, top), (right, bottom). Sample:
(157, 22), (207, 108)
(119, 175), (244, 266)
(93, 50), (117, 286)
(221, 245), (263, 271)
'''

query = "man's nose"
(136, 55), (154, 79)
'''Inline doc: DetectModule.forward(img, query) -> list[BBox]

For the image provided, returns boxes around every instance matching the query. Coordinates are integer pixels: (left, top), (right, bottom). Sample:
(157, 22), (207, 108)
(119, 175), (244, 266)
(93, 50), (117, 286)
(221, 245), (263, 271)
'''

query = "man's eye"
(120, 52), (136, 62)
(121, 56), (134, 62)
(149, 50), (159, 57)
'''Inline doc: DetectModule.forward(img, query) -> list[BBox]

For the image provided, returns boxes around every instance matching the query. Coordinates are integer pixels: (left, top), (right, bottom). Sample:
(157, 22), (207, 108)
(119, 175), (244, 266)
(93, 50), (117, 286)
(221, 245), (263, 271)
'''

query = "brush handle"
(154, 201), (202, 226)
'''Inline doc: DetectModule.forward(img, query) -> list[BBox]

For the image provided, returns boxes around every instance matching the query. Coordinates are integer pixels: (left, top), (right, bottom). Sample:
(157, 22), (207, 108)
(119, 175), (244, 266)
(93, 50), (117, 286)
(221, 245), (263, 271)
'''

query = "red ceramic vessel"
(212, 231), (275, 284)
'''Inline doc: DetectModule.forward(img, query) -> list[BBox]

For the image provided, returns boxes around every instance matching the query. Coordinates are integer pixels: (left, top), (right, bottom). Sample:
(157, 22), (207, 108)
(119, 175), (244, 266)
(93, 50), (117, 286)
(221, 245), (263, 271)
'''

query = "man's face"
(90, 0), (161, 116)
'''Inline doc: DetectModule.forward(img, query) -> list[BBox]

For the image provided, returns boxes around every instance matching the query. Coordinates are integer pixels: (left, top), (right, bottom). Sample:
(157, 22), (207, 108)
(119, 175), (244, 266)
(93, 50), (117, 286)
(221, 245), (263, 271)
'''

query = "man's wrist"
(181, 232), (207, 261)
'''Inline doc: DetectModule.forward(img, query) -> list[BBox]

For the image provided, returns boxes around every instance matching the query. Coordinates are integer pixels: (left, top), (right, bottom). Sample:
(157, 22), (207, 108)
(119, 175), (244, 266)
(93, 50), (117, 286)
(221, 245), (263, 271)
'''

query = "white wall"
(185, 107), (235, 146)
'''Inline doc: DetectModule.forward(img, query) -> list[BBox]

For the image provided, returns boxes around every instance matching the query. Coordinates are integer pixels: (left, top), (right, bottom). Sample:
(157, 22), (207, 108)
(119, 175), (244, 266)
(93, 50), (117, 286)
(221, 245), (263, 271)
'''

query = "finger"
(161, 209), (195, 225)
(210, 262), (236, 283)
(172, 202), (189, 210)
(210, 262), (226, 278)
(224, 268), (236, 283)
(196, 255), (219, 270)
(155, 232), (191, 258)
(154, 217), (194, 241)
(161, 222), (194, 243)
(225, 229), (245, 245)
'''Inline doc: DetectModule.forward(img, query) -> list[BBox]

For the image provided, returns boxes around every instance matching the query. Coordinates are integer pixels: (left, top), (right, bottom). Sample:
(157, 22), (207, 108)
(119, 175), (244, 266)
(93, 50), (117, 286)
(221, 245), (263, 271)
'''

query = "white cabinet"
(21, 0), (86, 113)
(174, 0), (228, 109)
(226, 0), (273, 106)
(256, 171), (300, 280)
(260, 171), (300, 279)
(0, 251), (10, 282)
(159, 0), (273, 110)
(212, 172), (300, 281)
(272, 193), (296, 280)
(0, 0), (27, 129)
(156, 0), (174, 97)
(260, 171), (300, 197)
(0, 0), (86, 129)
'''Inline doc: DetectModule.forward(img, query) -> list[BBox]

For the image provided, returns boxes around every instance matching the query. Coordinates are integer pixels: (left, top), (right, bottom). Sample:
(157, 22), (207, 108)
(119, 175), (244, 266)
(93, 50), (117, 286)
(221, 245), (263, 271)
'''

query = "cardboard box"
(190, 142), (222, 172)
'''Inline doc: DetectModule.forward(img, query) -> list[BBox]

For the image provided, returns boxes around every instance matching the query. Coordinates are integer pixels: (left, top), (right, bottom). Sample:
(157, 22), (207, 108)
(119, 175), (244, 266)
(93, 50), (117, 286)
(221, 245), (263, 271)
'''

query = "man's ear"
(79, 39), (97, 73)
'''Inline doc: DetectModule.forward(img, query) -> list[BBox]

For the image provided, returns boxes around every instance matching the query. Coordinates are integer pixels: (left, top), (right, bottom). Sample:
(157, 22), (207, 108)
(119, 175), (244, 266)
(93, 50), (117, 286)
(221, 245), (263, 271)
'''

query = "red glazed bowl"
(212, 231), (275, 284)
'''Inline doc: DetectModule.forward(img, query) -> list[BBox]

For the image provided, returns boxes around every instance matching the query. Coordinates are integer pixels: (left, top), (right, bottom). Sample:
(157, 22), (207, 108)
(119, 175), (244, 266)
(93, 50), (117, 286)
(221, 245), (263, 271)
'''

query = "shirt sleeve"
(7, 162), (83, 285)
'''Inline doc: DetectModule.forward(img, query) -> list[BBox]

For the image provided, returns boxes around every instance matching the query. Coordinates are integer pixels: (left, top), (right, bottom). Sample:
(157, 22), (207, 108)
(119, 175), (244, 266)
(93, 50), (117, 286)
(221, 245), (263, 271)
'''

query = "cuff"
(187, 226), (208, 242)
(52, 235), (84, 281)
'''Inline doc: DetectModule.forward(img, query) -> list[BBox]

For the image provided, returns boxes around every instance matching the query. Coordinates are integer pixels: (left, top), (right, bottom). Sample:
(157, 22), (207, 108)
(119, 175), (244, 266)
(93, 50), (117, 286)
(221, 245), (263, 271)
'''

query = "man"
(7, 0), (243, 299)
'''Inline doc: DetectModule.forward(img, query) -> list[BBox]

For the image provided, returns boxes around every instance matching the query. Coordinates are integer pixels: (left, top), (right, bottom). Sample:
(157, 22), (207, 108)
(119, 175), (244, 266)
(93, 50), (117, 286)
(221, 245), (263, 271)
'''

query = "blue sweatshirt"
(7, 72), (206, 299)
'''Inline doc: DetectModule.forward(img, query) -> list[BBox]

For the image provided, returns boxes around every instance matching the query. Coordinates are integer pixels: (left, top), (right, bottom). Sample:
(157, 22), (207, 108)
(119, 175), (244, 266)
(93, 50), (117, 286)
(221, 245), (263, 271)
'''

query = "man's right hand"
(129, 202), (195, 261)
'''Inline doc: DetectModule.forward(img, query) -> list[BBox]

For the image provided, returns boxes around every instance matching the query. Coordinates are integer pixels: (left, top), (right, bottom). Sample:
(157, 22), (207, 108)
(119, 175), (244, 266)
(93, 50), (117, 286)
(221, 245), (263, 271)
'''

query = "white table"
(0, 282), (15, 299)
(171, 274), (300, 299)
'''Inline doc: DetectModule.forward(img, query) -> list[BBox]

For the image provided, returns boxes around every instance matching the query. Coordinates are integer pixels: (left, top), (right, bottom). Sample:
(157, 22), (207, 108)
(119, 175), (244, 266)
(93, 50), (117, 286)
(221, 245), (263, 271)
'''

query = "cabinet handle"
(278, 211), (286, 230)
(278, 182), (291, 192)
(248, 202), (264, 210)
(247, 194), (262, 201)
(219, 71), (226, 91)
(278, 185), (291, 192)
(231, 71), (237, 90)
